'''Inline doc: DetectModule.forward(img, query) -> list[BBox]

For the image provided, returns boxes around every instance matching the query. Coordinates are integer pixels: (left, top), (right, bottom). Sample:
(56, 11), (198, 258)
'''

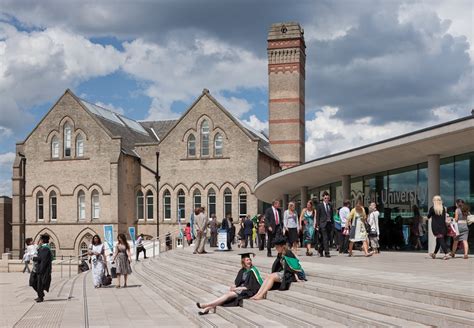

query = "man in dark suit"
(243, 216), (254, 248)
(316, 191), (333, 257)
(265, 199), (282, 257)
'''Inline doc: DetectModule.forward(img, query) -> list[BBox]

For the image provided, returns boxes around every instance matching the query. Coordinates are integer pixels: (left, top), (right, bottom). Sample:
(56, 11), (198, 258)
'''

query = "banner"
(128, 226), (136, 246)
(103, 225), (114, 253)
(217, 229), (228, 251)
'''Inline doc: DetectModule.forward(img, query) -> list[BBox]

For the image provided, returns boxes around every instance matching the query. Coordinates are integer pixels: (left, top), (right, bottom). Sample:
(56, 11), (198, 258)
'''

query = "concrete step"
(154, 255), (428, 327)
(168, 250), (474, 312)
(154, 256), (345, 328)
(140, 260), (285, 327)
(133, 260), (238, 328)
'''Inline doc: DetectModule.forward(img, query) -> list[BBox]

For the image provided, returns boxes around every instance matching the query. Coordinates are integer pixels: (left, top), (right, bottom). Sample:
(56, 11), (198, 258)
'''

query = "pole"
(156, 152), (160, 238)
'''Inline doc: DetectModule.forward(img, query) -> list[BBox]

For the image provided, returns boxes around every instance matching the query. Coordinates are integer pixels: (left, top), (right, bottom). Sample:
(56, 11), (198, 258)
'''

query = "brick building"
(0, 196), (12, 254)
(10, 22), (306, 258)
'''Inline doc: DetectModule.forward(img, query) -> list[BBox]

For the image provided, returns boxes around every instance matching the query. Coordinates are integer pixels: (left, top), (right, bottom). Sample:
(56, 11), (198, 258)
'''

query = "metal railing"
(138, 228), (184, 259)
(56, 254), (89, 278)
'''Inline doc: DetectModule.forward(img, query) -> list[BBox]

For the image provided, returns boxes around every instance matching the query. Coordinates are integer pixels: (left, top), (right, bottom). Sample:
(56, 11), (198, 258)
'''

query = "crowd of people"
(22, 194), (470, 303)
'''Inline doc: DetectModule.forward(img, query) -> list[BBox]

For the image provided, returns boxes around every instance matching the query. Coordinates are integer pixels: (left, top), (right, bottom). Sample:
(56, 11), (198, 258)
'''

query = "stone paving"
(1, 247), (473, 327)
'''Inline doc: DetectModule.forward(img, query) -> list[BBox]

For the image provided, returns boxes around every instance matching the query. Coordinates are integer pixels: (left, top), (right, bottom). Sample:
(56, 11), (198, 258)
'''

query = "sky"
(0, 0), (472, 196)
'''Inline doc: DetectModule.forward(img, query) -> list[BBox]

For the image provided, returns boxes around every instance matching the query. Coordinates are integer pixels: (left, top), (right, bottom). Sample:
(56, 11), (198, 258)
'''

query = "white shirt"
(339, 206), (350, 226)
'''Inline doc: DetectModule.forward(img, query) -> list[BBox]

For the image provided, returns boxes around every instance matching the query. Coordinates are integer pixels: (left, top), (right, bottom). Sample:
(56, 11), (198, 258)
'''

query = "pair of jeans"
(23, 261), (31, 273)
(244, 234), (253, 248)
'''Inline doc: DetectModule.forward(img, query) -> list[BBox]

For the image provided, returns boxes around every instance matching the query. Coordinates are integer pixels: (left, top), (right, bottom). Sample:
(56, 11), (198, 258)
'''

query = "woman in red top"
(184, 223), (192, 246)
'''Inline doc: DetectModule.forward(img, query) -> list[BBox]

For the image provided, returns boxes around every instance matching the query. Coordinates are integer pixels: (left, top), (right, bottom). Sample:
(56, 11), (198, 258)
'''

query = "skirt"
(116, 253), (132, 275)
(349, 218), (368, 242)
(287, 228), (298, 245)
(456, 222), (469, 241)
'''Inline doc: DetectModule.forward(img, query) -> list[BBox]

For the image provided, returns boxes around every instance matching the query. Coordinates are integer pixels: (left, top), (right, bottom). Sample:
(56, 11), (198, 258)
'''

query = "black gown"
(222, 267), (262, 307)
(270, 250), (297, 291)
(29, 246), (52, 298)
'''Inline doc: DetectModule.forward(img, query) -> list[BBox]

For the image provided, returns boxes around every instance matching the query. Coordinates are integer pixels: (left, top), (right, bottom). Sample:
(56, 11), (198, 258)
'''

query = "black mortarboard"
(273, 235), (287, 245)
(239, 252), (256, 259)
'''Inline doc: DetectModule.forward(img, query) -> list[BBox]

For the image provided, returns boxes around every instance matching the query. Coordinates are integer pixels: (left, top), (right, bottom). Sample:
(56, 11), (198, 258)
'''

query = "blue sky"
(0, 0), (472, 196)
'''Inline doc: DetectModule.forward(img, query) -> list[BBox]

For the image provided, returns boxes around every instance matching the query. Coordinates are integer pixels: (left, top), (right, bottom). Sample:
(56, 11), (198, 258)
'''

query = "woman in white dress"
(89, 235), (107, 288)
(345, 200), (373, 257)
(367, 202), (380, 254)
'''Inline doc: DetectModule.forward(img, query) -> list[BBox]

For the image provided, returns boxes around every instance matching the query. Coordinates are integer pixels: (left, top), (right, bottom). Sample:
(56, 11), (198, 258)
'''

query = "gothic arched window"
(136, 191), (144, 220)
(163, 190), (171, 220)
(64, 123), (72, 157)
(91, 190), (100, 219)
(239, 188), (247, 217)
(76, 134), (84, 157)
(51, 136), (59, 159)
(50, 191), (57, 221)
(146, 190), (154, 220)
(201, 120), (209, 156)
(207, 188), (216, 218)
(214, 133), (223, 157)
(36, 191), (44, 221)
(224, 188), (232, 217)
(187, 134), (196, 157)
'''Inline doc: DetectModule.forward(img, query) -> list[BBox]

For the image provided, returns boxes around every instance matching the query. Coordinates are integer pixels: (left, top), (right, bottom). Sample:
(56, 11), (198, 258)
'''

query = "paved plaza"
(1, 247), (473, 327)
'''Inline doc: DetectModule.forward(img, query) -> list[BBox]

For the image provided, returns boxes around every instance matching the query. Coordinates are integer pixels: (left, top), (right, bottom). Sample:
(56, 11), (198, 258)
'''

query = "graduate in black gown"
(196, 252), (263, 315)
(251, 235), (305, 300)
(29, 234), (53, 302)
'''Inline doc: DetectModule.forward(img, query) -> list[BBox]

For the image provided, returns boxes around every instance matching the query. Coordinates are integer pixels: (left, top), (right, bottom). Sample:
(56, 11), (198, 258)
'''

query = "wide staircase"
(132, 248), (474, 328)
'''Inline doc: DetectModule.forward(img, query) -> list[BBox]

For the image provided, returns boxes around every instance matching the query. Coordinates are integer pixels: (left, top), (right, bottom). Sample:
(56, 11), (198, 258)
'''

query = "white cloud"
(304, 105), (467, 161)
(0, 126), (13, 138)
(215, 94), (253, 118)
(241, 115), (268, 135)
(121, 36), (266, 120)
(0, 179), (11, 197)
(0, 23), (124, 130)
(0, 152), (15, 196)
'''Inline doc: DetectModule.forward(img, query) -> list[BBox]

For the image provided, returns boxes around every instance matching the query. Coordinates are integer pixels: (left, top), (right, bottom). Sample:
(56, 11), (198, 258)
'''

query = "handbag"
(447, 222), (459, 237)
(110, 266), (117, 278)
(342, 227), (350, 236)
(102, 268), (112, 286)
(368, 228), (378, 237)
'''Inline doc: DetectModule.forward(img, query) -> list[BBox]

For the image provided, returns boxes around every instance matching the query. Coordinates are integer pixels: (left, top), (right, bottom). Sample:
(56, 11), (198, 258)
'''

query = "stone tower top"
(267, 22), (305, 41)
(267, 22), (306, 170)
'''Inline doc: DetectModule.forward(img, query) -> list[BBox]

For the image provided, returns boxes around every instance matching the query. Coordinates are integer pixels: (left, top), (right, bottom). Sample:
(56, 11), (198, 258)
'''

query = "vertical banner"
(129, 226), (136, 246)
(104, 225), (114, 253)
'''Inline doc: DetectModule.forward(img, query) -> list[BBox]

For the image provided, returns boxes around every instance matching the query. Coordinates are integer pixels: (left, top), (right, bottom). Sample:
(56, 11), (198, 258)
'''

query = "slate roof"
(78, 94), (278, 162)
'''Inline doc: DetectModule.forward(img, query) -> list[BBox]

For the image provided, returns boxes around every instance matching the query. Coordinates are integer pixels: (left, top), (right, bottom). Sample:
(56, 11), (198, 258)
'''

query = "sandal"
(463, 255), (468, 259)
(429, 253), (436, 259)
(443, 255), (449, 260)
(450, 252), (455, 258)
(115, 285), (121, 288)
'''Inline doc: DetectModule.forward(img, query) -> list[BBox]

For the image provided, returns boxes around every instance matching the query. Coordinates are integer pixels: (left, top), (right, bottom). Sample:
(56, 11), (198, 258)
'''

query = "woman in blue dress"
(299, 200), (316, 256)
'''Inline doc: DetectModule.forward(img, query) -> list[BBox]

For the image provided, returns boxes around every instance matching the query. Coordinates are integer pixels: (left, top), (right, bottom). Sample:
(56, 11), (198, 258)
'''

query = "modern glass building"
(255, 113), (474, 252)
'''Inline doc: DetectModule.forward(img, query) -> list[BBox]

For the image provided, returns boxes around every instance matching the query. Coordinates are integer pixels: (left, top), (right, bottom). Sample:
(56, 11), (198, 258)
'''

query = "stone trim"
(269, 119), (305, 125)
(270, 140), (305, 145)
(269, 97), (305, 106)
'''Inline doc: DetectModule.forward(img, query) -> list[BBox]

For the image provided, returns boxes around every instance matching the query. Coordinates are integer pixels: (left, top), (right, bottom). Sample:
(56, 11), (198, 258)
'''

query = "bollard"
(69, 256), (72, 278)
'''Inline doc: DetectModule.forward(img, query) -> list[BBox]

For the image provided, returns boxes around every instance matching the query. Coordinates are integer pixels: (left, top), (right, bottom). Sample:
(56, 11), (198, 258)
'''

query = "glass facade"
(306, 152), (474, 252)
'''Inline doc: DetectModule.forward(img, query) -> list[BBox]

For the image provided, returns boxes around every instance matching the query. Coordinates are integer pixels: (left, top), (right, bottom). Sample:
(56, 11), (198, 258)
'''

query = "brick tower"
(267, 22), (305, 169)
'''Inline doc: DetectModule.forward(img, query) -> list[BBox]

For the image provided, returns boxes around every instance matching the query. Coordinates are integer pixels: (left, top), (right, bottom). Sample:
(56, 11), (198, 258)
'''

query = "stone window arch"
(49, 241), (57, 258)
(223, 188), (232, 217)
(193, 189), (201, 210)
(207, 188), (216, 218)
(136, 191), (144, 220)
(163, 190), (171, 220)
(201, 120), (210, 156)
(91, 190), (100, 219)
(177, 189), (185, 220)
(79, 241), (88, 258)
(51, 136), (60, 159)
(146, 190), (154, 220)
(187, 134), (196, 157)
(36, 191), (44, 221)
(76, 134), (84, 157)
(238, 188), (247, 217)
(64, 123), (72, 157)
(49, 191), (57, 221)
(78, 190), (86, 221)
(214, 133), (223, 157)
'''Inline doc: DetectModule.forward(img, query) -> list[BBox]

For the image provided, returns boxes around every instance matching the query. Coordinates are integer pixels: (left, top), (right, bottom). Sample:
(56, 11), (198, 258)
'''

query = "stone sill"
(44, 157), (90, 162)
(180, 157), (229, 161)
